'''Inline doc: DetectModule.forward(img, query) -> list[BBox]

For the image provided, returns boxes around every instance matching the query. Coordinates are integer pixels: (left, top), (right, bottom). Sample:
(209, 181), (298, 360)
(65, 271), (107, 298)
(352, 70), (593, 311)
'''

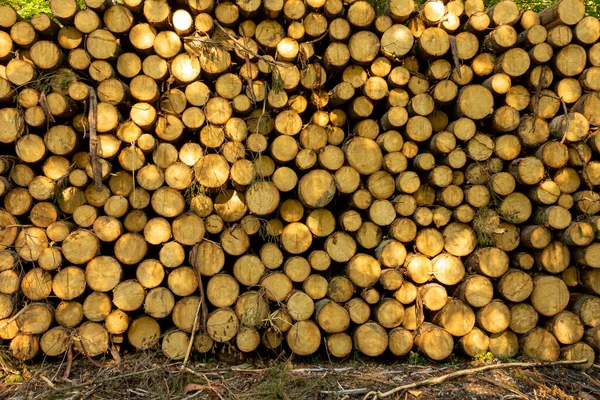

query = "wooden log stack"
(0, 0), (599, 367)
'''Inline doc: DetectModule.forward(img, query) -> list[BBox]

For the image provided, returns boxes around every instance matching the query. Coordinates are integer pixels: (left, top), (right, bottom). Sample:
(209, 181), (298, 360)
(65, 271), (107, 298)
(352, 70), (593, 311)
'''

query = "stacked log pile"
(0, 0), (599, 367)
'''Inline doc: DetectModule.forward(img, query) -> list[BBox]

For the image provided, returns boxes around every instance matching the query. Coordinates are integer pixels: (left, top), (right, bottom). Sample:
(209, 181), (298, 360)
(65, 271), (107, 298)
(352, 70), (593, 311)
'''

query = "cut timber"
(61, 230), (99, 265)
(21, 268), (52, 301)
(194, 154), (230, 188)
(521, 328), (560, 361)
(162, 330), (189, 360)
(10, 334), (40, 361)
(353, 322), (388, 357)
(315, 299), (350, 333)
(458, 326), (490, 359)
(76, 322), (109, 357)
(41, 327), (69, 356)
(571, 294), (600, 327)
(298, 169), (336, 208)
(235, 291), (269, 327)
(286, 291), (314, 321)
(547, 311), (584, 345)
(499, 193), (532, 224)
(431, 253), (464, 285)
(106, 309), (130, 334)
(381, 24), (414, 59)
(456, 275), (493, 308)
(52, 267), (86, 300)
(510, 303), (539, 334)
(347, 254), (381, 288)
(328, 276), (354, 303)
(420, 283), (448, 311)
(467, 247), (509, 278)
(388, 327), (413, 356)
(375, 298), (404, 329)
(281, 223), (312, 254)
(489, 330), (519, 358)
(348, 31), (380, 64)
(207, 308), (238, 343)
(477, 300), (511, 333)
(261, 272), (293, 302)
(531, 275), (570, 317)
(415, 228), (444, 257)
(415, 323), (454, 361)
(0, 0), (599, 363)
(561, 342), (595, 369)
(128, 316), (160, 350)
(536, 241), (570, 274)
(538, 0), (585, 27)
(498, 269), (533, 302)
(55, 301), (83, 328)
(287, 321), (321, 355)
(345, 137), (383, 175)
(85, 256), (122, 292)
(17, 303), (53, 334)
(457, 85), (494, 120)
(433, 299), (475, 337)
(246, 181), (280, 215)
(327, 333), (353, 358)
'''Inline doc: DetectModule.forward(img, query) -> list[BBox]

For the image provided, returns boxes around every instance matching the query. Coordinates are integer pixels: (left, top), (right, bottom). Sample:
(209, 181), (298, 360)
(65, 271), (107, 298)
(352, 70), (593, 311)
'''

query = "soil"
(1, 350), (599, 399)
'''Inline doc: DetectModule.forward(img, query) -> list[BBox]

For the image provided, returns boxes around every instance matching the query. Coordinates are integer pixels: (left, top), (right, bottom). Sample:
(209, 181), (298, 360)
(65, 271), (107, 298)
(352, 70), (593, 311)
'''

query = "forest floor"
(1, 349), (599, 400)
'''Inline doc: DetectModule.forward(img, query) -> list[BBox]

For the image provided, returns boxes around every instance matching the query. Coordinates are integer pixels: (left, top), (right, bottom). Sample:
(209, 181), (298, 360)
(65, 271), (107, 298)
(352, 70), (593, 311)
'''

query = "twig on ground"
(351, 375), (397, 386)
(109, 343), (122, 365)
(183, 367), (224, 377)
(62, 343), (73, 380)
(321, 388), (369, 395)
(519, 369), (572, 399)
(181, 298), (202, 369)
(480, 377), (527, 399)
(55, 367), (166, 391)
(39, 375), (55, 388)
(584, 372), (600, 387)
(191, 244), (208, 331)
(182, 245), (208, 371)
(378, 370), (409, 375)
(184, 378), (226, 400)
(362, 359), (588, 399)
(290, 367), (353, 373)
(79, 345), (104, 369)
(401, 367), (451, 377)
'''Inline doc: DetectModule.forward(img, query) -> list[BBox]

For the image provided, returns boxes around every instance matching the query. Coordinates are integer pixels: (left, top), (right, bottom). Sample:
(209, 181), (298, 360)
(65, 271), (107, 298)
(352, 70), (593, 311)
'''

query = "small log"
(414, 323), (454, 361)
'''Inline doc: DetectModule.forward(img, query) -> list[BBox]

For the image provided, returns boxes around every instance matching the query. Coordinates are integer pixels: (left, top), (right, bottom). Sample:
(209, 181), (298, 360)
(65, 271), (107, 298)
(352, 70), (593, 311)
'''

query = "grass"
(0, 0), (51, 20)
(407, 351), (430, 366)
(368, 0), (389, 16)
(474, 351), (495, 363)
